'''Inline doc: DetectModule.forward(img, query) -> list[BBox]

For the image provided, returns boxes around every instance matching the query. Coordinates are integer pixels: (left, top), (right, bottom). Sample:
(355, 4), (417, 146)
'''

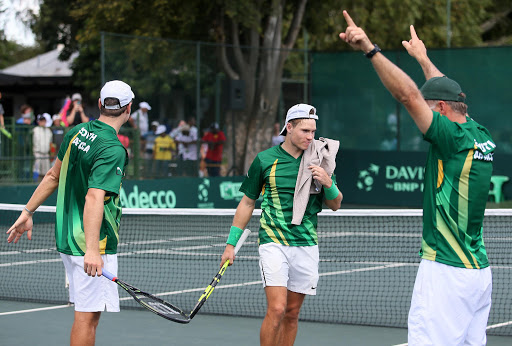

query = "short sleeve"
(57, 129), (77, 161)
(88, 145), (127, 195)
(239, 155), (264, 200)
(423, 111), (470, 159)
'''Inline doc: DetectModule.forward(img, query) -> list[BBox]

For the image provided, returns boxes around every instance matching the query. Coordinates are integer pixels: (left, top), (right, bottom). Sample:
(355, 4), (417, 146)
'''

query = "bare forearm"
(83, 190), (105, 254)
(417, 55), (444, 80)
(80, 111), (89, 123)
(25, 163), (61, 212)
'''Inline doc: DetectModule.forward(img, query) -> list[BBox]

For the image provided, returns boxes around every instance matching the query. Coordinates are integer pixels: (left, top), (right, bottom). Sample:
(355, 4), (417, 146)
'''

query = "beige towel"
(292, 137), (339, 225)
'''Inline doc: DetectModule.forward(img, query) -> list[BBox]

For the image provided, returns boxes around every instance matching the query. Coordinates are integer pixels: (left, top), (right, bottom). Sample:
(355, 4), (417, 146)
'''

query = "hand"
(220, 244), (235, 267)
(84, 251), (104, 277)
(402, 25), (427, 60)
(338, 10), (374, 53)
(308, 165), (331, 187)
(6, 212), (33, 243)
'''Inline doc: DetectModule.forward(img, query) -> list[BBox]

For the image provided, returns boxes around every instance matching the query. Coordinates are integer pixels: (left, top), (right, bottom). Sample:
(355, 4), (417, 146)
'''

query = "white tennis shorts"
(258, 242), (319, 295)
(408, 259), (492, 346)
(60, 253), (120, 312)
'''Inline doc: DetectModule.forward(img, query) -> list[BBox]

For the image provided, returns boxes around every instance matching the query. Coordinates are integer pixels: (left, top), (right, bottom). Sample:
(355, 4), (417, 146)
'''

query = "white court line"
(487, 320), (512, 330)
(0, 304), (71, 316)
(391, 343), (408, 346)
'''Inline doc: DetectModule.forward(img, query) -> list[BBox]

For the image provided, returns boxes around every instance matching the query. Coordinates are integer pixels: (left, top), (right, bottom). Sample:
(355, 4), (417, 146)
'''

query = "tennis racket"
(102, 228), (251, 323)
(189, 228), (251, 319)
(102, 268), (191, 323)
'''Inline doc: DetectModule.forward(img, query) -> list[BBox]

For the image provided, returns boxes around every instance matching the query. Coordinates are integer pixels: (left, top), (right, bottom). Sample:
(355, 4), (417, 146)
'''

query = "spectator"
(201, 122), (226, 177)
(143, 121), (159, 178)
(271, 121), (285, 147)
(175, 123), (198, 176)
(170, 120), (186, 139)
(66, 93), (90, 126)
(50, 114), (65, 166)
(0, 91), (4, 129)
(16, 104), (33, 124)
(33, 114), (53, 181)
(129, 101), (151, 136)
(153, 125), (176, 178)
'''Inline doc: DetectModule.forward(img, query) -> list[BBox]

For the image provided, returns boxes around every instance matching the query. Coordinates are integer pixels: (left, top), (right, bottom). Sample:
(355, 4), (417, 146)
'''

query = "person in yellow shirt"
(153, 125), (175, 178)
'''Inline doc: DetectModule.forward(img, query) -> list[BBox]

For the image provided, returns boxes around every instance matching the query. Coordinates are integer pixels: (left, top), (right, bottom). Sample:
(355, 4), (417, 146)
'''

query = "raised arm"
(402, 25), (444, 80)
(339, 11), (433, 134)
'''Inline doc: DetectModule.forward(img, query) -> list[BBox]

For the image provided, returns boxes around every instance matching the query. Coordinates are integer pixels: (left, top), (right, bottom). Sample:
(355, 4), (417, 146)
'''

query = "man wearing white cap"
(129, 101), (151, 136)
(7, 80), (134, 346)
(220, 104), (343, 346)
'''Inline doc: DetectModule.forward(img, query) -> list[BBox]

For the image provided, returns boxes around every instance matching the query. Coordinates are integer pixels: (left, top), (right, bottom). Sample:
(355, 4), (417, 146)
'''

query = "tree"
(31, 0), (512, 173)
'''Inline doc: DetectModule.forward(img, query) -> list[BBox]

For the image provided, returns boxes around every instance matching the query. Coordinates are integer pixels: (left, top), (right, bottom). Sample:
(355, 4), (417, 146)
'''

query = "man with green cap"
(339, 12), (495, 345)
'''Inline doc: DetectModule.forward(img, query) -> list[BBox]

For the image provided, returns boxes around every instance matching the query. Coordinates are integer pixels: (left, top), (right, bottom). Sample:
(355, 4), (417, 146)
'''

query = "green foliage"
(0, 35), (43, 69)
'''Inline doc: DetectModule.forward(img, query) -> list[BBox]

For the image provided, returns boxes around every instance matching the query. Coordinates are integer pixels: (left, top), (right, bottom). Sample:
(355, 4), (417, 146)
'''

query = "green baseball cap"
(420, 76), (466, 103)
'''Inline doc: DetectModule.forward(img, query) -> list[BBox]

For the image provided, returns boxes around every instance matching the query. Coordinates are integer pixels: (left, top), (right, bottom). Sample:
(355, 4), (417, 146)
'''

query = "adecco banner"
(0, 177), (254, 209)
(335, 150), (512, 207)
(119, 177), (253, 209)
(1, 151), (510, 207)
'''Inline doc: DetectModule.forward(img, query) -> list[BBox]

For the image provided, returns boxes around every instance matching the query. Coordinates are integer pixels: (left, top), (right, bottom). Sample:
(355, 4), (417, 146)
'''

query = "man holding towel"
(220, 104), (342, 346)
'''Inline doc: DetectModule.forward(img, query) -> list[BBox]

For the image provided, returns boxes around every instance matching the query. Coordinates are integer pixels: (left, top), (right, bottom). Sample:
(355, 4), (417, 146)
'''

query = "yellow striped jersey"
(55, 121), (128, 256)
(421, 112), (494, 269)
(240, 144), (328, 247)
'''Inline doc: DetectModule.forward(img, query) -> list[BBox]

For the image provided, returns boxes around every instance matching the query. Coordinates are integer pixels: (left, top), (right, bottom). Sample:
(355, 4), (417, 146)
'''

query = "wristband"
(365, 44), (381, 59)
(226, 226), (244, 246)
(24, 206), (35, 215)
(324, 182), (340, 200)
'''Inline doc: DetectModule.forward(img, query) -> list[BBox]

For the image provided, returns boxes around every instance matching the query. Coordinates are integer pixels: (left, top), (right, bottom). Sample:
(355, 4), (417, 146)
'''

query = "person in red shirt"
(201, 122), (226, 177)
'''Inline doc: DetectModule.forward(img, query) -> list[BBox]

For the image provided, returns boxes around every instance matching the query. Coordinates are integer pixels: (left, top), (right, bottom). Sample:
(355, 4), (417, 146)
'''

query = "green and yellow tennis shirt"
(56, 120), (128, 256)
(240, 144), (329, 247)
(421, 112), (495, 269)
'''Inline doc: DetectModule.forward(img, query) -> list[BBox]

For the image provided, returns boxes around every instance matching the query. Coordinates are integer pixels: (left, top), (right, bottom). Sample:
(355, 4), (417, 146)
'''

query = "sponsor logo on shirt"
(116, 167), (125, 176)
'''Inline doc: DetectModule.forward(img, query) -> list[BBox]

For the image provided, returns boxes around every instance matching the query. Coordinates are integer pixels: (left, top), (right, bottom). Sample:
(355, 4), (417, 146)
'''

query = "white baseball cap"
(155, 124), (167, 135)
(100, 80), (135, 110)
(280, 103), (318, 136)
(139, 101), (152, 110)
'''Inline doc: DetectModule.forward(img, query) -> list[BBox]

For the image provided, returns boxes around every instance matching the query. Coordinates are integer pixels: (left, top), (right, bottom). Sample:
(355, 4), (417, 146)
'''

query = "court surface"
(1, 301), (512, 345)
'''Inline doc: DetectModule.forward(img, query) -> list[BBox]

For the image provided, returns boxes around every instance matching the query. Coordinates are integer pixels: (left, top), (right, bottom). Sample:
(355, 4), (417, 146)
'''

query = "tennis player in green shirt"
(7, 80), (134, 346)
(221, 104), (343, 346)
(340, 11), (494, 345)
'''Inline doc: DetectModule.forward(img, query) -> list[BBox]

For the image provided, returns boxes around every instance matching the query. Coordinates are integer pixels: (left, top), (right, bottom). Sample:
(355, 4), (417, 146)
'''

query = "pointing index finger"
(410, 25), (418, 40)
(343, 10), (356, 27)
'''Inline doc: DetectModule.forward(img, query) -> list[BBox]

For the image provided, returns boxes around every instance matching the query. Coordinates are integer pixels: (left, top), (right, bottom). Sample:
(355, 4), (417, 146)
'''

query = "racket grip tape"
(101, 269), (116, 281)
(233, 229), (251, 255)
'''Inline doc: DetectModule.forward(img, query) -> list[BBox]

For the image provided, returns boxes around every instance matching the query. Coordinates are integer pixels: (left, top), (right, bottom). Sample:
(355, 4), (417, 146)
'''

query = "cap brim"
(279, 123), (287, 136)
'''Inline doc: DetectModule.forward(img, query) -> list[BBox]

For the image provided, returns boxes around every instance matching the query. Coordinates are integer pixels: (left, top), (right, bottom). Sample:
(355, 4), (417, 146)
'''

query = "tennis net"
(1, 204), (511, 335)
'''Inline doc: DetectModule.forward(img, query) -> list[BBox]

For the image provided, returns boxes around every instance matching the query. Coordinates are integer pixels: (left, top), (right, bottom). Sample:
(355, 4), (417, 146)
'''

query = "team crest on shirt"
(116, 166), (125, 176)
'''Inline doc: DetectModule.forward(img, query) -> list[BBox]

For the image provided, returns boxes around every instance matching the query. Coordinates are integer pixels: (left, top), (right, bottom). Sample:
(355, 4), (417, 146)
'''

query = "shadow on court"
(1, 301), (512, 345)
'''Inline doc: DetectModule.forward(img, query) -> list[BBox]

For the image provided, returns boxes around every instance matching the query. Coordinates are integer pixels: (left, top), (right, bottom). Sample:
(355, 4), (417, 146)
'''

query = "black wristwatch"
(365, 44), (381, 59)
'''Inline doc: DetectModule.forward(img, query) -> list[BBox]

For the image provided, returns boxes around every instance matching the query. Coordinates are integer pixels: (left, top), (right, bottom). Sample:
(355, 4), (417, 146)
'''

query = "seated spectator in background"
(43, 113), (53, 128)
(175, 123), (198, 176)
(16, 104), (33, 125)
(143, 121), (159, 178)
(153, 125), (175, 178)
(66, 93), (90, 126)
(129, 101), (151, 136)
(201, 122), (226, 177)
(271, 121), (285, 147)
(33, 114), (53, 181)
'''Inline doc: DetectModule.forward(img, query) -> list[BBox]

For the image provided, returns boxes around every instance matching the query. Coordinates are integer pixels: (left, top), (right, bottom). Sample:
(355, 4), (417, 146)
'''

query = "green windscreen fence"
(311, 46), (512, 154)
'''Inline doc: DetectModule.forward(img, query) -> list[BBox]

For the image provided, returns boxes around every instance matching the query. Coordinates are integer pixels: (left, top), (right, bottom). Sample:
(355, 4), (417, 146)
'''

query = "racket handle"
(101, 269), (116, 281)
(233, 229), (251, 255)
